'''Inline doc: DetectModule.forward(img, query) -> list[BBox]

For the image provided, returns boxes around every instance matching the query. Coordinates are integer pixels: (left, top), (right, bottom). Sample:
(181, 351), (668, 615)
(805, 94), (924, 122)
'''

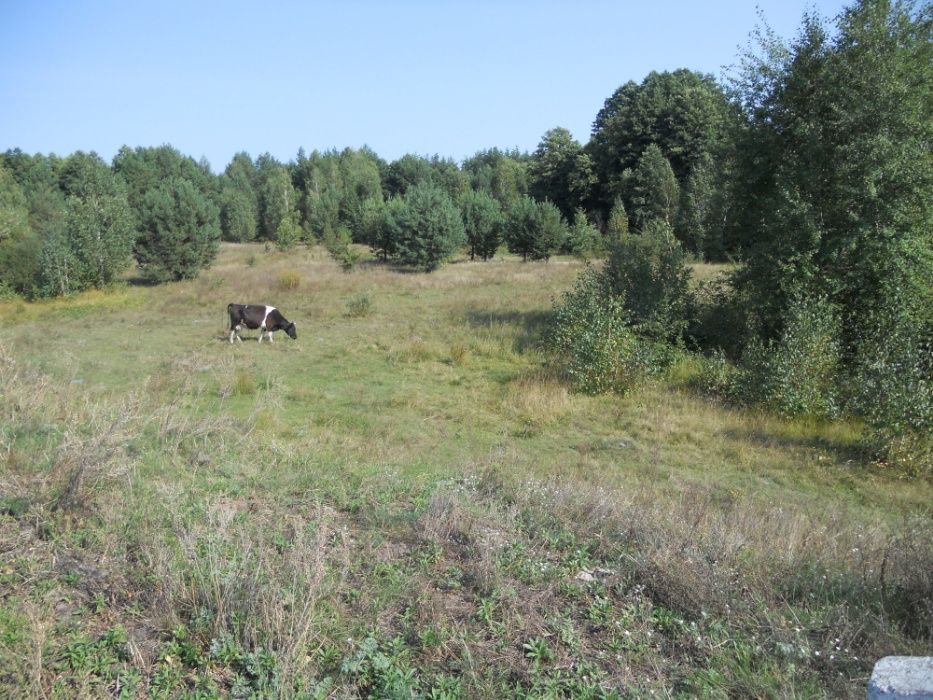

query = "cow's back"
(228, 304), (273, 329)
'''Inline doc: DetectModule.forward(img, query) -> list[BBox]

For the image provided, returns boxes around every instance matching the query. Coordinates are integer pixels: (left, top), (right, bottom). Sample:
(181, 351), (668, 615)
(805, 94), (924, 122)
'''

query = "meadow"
(0, 244), (930, 698)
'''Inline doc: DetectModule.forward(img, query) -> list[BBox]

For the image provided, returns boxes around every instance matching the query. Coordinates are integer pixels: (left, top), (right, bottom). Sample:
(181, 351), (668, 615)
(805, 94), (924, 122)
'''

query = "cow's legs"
(229, 324), (242, 343)
(258, 326), (266, 343)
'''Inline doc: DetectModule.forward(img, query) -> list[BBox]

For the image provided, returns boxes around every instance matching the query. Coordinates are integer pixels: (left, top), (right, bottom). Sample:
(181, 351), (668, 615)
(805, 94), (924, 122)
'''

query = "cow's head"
(286, 322), (297, 339)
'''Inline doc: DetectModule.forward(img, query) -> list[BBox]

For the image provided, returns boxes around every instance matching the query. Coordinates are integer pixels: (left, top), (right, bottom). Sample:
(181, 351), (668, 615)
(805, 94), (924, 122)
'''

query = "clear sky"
(1, 0), (850, 172)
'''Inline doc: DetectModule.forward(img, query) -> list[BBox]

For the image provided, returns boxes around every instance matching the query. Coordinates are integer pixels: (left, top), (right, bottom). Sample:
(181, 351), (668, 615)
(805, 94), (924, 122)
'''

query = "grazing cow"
(227, 304), (297, 343)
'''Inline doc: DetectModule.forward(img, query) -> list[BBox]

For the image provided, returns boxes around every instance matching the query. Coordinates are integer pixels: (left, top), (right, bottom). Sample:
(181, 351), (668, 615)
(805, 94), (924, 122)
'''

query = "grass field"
(1, 244), (930, 698)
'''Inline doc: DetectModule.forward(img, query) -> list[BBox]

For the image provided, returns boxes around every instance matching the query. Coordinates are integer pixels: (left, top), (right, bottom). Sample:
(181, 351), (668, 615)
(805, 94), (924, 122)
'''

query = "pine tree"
(460, 189), (503, 261)
(134, 178), (220, 282)
(504, 197), (566, 262)
(389, 182), (465, 272)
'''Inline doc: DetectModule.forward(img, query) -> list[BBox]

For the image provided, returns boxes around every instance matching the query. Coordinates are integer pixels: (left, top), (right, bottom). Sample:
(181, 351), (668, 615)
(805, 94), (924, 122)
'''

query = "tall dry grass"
(408, 467), (933, 693)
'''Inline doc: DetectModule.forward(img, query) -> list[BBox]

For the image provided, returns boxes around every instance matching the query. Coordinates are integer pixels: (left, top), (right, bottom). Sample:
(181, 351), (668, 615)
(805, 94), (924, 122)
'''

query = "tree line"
(0, 43), (743, 291)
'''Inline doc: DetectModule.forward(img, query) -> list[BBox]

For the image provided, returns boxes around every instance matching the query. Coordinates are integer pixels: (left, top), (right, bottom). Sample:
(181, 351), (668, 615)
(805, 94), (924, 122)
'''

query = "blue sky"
(1, 1), (850, 171)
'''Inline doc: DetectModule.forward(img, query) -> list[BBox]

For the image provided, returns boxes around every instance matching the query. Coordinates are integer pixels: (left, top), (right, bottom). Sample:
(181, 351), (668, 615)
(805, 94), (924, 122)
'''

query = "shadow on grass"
(124, 274), (160, 287)
(462, 308), (554, 353)
(721, 422), (866, 466)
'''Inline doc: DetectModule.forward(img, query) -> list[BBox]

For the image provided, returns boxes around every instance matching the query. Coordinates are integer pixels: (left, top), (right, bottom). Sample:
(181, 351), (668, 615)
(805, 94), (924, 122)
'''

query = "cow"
(227, 304), (297, 343)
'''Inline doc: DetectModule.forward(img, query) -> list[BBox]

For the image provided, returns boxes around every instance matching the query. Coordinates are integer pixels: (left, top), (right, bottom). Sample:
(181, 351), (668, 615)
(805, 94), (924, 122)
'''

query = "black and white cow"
(227, 303), (297, 343)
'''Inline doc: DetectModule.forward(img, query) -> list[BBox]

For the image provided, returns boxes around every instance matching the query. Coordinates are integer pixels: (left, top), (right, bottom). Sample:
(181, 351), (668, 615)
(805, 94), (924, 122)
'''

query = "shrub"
(275, 214), (302, 251)
(549, 266), (651, 395)
(231, 371), (257, 396)
(848, 314), (932, 475)
(733, 294), (841, 419)
(691, 349), (739, 399)
(603, 220), (690, 343)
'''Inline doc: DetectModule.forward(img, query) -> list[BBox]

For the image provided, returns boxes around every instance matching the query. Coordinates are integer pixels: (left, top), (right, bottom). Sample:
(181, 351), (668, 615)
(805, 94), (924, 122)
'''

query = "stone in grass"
(868, 657), (933, 700)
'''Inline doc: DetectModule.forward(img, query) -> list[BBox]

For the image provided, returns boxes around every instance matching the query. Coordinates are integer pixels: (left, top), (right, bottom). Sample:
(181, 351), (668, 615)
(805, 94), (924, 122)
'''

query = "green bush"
(549, 267), (654, 395)
(733, 294), (841, 419)
(346, 292), (372, 318)
(848, 315), (932, 475)
(274, 214), (301, 251)
(323, 226), (362, 271)
(687, 273), (749, 360)
(691, 349), (739, 399)
(603, 220), (690, 343)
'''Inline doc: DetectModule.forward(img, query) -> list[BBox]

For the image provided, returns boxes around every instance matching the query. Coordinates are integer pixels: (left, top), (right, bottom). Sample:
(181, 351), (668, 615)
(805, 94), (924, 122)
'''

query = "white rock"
(868, 656), (933, 700)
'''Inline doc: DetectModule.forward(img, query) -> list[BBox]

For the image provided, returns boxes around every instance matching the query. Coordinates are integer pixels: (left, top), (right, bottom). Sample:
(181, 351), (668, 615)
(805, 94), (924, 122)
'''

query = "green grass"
(0, 244), (930, 698)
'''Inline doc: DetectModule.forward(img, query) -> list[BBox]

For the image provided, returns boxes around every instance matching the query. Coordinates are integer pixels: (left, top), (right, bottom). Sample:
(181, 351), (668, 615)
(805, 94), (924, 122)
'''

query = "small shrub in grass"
(277, 269), (301, 291)
(603, 219), (690, 343)
(733, 293), (841, 419)
(346, 292), (372, 318)
(549, 266), (654, 394)
(340, 636), (421, 697)
(275, 215), (302, 251)
(691, 349), (738, 399)
(449, 341), (469, 366)
(848, 313), (932, 476)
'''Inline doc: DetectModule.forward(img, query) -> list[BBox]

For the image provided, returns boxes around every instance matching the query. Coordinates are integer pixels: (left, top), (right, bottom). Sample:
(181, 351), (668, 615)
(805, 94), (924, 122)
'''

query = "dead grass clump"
(448, 341), (469, 366)
(51, 405), (139, 514)
(503, 372), (571, 429)
(277, 269), (302, 291)
(158, 501), (346, 689)
(231, 369), (257, 396)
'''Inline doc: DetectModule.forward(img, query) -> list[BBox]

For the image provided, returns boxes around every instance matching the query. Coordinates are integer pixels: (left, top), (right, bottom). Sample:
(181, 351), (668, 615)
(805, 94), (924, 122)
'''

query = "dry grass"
(503, 371), (571, 429)
(276, 269), (302, 291)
